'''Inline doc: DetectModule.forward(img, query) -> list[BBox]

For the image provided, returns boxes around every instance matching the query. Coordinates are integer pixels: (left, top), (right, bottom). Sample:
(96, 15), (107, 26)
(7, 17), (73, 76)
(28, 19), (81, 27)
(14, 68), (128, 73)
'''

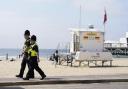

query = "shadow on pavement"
(0, 87), (24, 89)
(45, 77), (63, 80)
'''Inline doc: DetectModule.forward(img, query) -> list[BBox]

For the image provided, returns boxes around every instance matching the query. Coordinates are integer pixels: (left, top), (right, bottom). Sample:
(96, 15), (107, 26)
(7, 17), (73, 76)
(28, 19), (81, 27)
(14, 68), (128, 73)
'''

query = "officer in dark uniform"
(23, 35), (46, 80)
(16, 30), (34, 78)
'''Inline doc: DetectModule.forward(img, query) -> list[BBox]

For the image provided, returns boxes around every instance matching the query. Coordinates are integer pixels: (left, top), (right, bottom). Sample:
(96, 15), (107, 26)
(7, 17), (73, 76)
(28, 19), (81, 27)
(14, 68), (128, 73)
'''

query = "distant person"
(18, 55), (20, 59)
(16, 30), (34, 78)
(53, 50), (59, 64)
(23, 35), (46, 80)
(49, 54), (54, 61)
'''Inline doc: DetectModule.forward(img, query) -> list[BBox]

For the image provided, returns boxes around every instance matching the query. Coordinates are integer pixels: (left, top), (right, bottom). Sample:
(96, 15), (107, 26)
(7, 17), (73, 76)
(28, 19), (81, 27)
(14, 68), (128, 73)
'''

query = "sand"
(0, 58), (128, 78)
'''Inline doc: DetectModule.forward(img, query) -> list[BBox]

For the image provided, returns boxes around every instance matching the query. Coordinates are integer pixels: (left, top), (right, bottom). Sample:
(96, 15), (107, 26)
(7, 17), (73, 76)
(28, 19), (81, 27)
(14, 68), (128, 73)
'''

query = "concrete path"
(1, 74), (128, 86)
(1, 83), (128, 89)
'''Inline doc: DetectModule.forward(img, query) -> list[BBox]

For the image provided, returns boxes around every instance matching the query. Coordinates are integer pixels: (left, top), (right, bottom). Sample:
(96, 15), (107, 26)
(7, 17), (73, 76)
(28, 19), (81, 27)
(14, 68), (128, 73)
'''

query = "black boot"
(23, 77), (29, 80)
(16, 75), (23, 78)
(40, 75), (46, 80)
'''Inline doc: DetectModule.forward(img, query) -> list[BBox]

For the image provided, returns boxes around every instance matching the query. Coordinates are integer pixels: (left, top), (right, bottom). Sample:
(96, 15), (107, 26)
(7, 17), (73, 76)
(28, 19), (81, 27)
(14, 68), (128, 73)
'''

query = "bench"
(58, 53), (73, 66)
(74, 52), (113, 67)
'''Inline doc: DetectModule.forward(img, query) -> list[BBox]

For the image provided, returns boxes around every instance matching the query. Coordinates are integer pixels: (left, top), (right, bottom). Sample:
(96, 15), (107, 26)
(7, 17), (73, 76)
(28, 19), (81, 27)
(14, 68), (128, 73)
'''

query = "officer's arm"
(37, 46), (40, 62)
(37, 53), (40, 62)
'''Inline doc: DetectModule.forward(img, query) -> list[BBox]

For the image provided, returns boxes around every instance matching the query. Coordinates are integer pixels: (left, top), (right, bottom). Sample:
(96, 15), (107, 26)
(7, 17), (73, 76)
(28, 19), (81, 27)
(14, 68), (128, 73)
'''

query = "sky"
(0, 0), (127, 49)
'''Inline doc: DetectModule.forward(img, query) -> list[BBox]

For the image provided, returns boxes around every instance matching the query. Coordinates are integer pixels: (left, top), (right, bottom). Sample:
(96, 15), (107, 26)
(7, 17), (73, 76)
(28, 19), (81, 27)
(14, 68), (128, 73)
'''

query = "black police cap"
(31, 35), (36, 41)
(24, 30), (30, 35)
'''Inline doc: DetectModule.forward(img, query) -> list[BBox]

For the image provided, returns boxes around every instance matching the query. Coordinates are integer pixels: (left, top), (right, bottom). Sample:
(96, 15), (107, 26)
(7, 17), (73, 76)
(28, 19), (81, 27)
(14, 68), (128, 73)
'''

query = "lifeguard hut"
(68, 25), (113, 67)
(70, 25), (105, 53)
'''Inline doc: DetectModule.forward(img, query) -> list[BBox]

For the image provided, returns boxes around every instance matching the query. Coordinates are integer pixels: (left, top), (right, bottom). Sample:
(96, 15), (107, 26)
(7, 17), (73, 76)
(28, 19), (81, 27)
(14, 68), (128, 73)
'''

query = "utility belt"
(29, 56), (38, 61)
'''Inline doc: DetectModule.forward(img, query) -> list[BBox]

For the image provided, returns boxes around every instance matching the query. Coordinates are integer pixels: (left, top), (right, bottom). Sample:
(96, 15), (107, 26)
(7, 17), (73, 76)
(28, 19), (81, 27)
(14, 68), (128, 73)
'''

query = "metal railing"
(104, 43), (128, 48)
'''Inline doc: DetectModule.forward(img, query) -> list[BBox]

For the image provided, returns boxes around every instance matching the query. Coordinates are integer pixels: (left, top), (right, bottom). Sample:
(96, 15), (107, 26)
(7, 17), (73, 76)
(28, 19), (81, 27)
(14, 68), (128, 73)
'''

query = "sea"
(0, 49), (69, 60)
(0, 49), (127, 60)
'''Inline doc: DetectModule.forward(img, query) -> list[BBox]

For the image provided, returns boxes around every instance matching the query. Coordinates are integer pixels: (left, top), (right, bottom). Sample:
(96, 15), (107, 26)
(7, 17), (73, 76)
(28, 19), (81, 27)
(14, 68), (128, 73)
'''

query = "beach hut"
(70, 25), (104, 53)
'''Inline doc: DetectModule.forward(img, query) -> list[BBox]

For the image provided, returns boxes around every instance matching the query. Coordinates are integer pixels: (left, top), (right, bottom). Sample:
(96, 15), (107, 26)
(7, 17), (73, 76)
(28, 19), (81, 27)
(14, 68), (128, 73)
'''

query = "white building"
(105, 32), (128, 48)
(70, 25), (105, 53)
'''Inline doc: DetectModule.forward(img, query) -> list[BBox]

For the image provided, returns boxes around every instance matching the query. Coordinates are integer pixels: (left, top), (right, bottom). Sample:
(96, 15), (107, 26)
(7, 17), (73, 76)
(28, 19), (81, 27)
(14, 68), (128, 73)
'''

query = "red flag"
(103, 9), (107, 24)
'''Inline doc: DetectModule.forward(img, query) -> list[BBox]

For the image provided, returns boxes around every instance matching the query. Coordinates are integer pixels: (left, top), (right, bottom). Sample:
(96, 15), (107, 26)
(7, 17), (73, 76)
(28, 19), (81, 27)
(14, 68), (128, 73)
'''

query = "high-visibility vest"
(23, 38), (30, 53)
(28, 43), (38, 57)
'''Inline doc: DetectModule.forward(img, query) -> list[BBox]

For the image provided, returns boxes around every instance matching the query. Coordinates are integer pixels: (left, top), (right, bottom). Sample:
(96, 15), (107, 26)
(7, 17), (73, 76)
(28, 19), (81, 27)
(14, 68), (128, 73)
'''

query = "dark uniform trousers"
(26, 57), (45, 78)
(55, 55), (59, 63)
(19, 53), (34, 77)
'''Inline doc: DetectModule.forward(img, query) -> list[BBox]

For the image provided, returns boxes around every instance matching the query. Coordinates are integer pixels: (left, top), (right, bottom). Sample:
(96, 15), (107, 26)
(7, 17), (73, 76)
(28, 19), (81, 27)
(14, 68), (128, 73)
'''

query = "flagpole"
(103, 8), (107, 51)
(103, 22), (105, 51)
(104, 22), (106, 41)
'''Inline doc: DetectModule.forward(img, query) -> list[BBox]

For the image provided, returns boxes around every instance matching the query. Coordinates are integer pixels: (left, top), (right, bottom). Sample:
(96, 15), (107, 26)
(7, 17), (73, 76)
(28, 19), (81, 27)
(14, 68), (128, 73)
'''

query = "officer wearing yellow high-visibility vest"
(28, 44), (38, 57)
(23, 35), (46, 80)
(16, 30), (34, 78)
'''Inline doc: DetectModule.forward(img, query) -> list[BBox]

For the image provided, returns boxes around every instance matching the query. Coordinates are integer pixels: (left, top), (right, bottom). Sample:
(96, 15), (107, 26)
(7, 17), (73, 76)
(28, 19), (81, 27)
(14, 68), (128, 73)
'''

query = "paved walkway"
(1, 74), (128, 86)
(1, 83), (128, 89)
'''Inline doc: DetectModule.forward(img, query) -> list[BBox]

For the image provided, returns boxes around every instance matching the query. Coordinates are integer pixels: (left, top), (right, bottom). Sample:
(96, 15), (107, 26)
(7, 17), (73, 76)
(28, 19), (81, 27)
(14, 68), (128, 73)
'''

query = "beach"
(0, 57), (128, 78)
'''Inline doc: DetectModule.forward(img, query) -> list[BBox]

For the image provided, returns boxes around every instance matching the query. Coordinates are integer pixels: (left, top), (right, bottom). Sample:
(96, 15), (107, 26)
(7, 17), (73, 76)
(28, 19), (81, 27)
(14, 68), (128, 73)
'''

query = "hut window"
(84, 36), (88, 39)
(95, 37), (100, 40)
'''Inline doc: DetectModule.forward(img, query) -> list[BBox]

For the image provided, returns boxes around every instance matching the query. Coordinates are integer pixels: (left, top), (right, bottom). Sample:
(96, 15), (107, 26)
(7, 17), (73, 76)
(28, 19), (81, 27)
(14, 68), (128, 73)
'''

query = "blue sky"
(0, 0), (127, 49)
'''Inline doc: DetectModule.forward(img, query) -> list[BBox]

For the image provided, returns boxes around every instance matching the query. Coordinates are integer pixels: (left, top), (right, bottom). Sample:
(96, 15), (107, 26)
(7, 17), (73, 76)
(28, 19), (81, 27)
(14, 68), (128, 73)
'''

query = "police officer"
(16, 30), (34, 78)
(23, 35), (46, 80)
